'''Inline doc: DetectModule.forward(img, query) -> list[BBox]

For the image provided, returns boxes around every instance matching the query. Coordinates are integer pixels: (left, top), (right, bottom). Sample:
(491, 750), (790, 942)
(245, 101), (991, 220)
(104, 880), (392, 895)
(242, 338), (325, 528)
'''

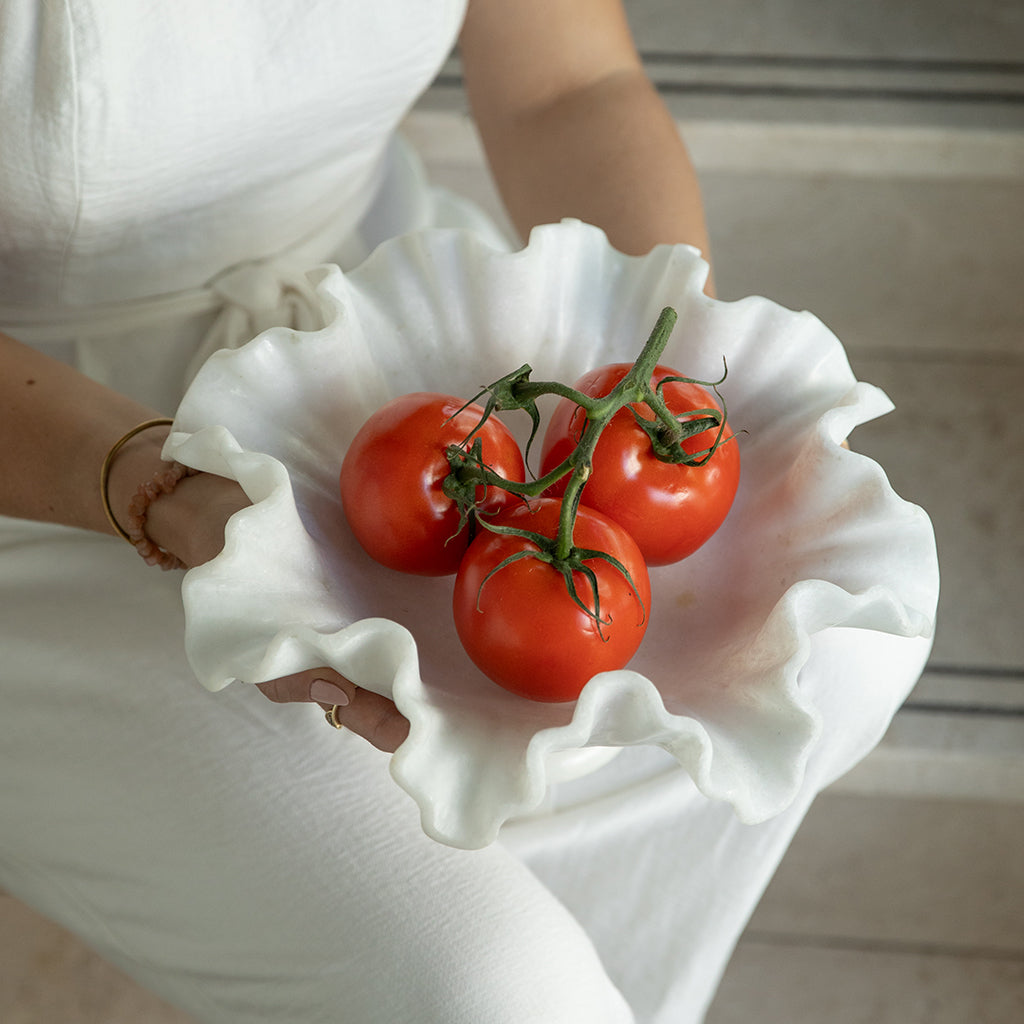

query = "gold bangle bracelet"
(99, 417), (175, 541)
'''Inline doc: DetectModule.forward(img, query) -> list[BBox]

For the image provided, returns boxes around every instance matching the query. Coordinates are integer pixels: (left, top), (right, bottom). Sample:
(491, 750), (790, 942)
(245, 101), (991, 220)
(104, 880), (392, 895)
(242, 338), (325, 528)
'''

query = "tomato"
(340, 392), (525, 575)
(539, 364), (740, 566)
(452, 498), (651, 702)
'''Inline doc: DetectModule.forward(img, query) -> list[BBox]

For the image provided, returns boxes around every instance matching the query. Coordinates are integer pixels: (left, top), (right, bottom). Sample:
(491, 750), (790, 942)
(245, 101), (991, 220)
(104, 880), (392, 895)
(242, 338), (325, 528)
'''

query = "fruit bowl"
(166, 219), (939, 849)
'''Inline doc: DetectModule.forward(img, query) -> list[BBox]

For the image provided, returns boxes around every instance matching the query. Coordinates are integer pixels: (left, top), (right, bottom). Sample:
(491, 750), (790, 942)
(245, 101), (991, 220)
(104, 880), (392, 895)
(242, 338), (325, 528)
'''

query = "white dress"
(0, 3), (934, 1022)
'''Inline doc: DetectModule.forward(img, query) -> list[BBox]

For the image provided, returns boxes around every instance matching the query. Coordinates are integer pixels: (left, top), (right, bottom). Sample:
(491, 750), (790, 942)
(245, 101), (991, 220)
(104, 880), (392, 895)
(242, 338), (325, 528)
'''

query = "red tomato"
(340, 392), (525, 575)
(453, 498), (651, 702)
(539, 364), (740, 566)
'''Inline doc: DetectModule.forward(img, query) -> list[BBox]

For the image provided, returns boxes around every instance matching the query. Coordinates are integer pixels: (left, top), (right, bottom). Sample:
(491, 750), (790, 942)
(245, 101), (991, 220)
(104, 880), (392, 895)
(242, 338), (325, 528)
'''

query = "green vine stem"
(442, 305), (731, 621)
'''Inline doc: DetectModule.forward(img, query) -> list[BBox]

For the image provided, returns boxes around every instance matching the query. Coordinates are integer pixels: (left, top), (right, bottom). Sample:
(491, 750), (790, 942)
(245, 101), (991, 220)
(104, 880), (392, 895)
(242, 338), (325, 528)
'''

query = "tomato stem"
(443, 305), (729, 595)
(547, 306), (679, 557)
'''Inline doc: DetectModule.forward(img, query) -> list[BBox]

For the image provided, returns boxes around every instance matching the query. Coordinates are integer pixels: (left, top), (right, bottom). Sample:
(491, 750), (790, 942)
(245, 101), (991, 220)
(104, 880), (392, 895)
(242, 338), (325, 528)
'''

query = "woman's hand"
(256, 670), (410, 753)
(144, 470), (410, 752)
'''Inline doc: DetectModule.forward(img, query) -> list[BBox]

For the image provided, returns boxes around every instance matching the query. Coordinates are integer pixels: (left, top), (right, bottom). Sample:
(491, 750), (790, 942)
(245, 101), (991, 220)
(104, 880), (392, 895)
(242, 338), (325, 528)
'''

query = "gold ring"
(325, 705), (345, 730)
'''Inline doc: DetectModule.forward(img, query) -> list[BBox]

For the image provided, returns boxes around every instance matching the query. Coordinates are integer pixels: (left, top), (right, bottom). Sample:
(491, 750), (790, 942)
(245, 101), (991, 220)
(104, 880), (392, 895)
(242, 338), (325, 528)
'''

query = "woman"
(0, 1), (929, 1021)
(1, 0), (710, 742)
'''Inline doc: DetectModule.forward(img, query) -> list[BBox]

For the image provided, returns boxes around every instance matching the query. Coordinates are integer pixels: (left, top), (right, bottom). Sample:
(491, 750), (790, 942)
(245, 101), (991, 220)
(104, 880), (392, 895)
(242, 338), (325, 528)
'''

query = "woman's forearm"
(0, 331), (247, 565)
(0, 331), (161, 532)
(467, 67), (711, 263)
(460, 0), (711, 269)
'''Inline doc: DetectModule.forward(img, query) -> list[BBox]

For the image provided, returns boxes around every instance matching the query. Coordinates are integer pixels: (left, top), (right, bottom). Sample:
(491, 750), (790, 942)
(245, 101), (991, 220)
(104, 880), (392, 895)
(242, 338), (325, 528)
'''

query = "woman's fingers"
(322, 685), (411, 753)
(256, 669), (410, 753)
(255, 668), (347, 706)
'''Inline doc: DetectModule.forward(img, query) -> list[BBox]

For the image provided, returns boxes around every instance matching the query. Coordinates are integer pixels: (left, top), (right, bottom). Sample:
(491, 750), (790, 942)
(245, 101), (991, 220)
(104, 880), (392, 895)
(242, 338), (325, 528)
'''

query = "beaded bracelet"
(100, 418), (199, 571)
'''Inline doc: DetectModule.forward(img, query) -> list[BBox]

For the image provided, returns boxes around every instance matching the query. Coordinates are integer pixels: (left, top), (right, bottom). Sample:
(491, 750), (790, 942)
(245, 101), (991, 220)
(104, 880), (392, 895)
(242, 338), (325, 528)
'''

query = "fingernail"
(310, 678), (351, 706)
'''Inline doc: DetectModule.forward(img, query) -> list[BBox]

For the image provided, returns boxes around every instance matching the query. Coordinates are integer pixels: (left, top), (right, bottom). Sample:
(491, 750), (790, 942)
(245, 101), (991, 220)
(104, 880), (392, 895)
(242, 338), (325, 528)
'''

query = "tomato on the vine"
(340, 392), (525, 575)
(453, 498), (651, 702)
(539, 364), (740, 566)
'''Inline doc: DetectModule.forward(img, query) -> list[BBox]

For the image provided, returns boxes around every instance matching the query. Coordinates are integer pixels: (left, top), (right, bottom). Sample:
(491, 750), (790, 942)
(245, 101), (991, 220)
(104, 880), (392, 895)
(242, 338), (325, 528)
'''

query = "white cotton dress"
(0, 3), (934, 1023)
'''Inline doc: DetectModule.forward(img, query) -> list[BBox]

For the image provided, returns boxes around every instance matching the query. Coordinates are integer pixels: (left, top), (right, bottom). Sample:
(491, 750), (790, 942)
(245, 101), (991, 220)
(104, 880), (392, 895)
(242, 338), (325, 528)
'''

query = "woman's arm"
(2, 330), (162, 533)
(1, 331), (402, 745)
(0, 331), (248, 566)
(459, 0), (711, 268)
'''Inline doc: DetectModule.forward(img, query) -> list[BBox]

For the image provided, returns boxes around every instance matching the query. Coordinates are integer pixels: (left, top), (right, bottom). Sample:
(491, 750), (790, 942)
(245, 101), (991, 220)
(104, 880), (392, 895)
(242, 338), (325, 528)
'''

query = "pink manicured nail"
(310, 678), (351, 706)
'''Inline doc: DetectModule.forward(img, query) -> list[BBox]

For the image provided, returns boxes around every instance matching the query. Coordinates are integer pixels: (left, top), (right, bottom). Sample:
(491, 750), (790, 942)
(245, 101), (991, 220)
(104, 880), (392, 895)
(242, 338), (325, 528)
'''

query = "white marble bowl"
(166, 220), (939, 849)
